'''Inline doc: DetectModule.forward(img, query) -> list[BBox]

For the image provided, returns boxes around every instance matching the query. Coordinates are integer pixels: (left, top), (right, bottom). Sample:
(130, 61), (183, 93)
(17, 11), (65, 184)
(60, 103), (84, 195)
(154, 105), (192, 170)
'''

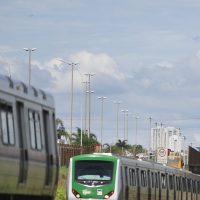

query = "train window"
(140, 170), (147, 187)
(75, 160), (114, 185)
(0, 104), (15, 145)
(147, 171), (150, 187)
(197, 181), (200, 194)
(187, 178), (191, 192)
(176, 176), (180, 190)
(155, 172), (159, 188)
(161, 173), (166, 189)
(182, 177), (186, 192)
(192, 180), (196, 193)
(169, 175), (174, 190)
(124, 166), (128, 186)
(151, 172), (154, 188)
(29, 110), (42, 150)
(136, 168), (140, 186)
(129, 168), (136, 186)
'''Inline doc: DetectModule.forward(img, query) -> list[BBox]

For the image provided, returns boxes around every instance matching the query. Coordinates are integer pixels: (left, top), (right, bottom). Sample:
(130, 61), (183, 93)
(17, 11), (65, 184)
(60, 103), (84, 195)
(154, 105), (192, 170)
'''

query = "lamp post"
(58, 59), (79, 135)
(23, 48), (36, 86)
(98, 97), (107, 152)
(82, 81), (88, 135)
(149, 116), (152, 153)
(134, 116), (139, 145)
(84, 73), (95, 138)
(86, 90), (94, 138)
(121, 110), (128, 140)
(114, 101), (120, 142)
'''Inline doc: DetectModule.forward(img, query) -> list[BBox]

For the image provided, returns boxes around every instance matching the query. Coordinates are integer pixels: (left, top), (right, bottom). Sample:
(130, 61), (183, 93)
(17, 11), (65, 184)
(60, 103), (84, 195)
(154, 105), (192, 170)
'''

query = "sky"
(1, 0), (200, 148)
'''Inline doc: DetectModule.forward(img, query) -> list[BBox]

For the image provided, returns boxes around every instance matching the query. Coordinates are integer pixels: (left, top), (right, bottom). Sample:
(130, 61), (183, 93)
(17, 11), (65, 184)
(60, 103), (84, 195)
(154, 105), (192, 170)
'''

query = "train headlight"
(72, 189), (81, 198)
(104, 191), (114, 199)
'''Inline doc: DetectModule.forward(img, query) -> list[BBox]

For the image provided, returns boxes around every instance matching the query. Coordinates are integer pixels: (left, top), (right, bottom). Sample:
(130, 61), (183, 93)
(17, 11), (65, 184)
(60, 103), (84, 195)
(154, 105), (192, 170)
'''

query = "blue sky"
(1, 0), (200, 148)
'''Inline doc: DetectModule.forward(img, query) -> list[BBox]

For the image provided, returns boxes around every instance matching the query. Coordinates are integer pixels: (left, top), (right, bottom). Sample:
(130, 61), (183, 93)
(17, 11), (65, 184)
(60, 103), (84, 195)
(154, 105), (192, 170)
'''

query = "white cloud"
(155, 61), (174, 70)
(193, 133), (200, 144)
(69, 51), (125, 80)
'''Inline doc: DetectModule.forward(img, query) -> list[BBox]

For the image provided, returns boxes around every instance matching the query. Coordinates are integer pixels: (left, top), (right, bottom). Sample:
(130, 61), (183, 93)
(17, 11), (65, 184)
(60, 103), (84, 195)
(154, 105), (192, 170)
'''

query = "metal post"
(84, 73), (95, 138)
(23, 48), (36, 86)
(98, 97), (107, 152)
(114, 101), (120, 142)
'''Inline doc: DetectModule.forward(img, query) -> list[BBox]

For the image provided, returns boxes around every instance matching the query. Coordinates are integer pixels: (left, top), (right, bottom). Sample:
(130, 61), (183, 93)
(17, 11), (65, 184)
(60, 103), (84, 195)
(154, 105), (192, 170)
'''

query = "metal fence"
(58, 144), (96, 166)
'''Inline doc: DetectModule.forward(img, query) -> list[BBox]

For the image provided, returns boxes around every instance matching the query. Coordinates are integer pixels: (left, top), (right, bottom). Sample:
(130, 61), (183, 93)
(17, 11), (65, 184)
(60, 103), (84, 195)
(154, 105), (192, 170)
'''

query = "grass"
(55, 167), (68, 200)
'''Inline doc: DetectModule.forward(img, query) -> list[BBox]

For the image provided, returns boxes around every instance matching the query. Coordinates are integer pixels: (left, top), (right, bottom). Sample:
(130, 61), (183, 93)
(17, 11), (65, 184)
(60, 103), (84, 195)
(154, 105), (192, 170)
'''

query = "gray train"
(0, 74), (58, 200)
(67, 153), (200, 200)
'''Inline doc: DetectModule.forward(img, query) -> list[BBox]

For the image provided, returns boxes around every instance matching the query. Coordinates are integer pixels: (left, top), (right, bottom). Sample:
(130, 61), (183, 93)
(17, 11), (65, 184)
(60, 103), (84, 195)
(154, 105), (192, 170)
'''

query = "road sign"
(157, 148), (168, 164)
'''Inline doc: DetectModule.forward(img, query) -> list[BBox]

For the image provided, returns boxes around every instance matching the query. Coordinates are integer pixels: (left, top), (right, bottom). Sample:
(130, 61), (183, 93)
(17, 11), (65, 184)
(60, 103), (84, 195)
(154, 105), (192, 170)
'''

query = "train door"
(155, 172), (160, 200)
(150, 171), (155, 200)
(197, 181), (200, 200)
(139, 169), (148, 200)
(128, 168), (138, 200)
(147, 170), (153, 200)
(43, 109), (53, 186)
(187, 178), (192, 200)
(182, 177), (187, 200)
(121, 166), (126, 199)
(168, 174), (175, 200)
(175, 176), (181, 200)
(160, 172), (167, 200)
(192, 180), (197, 200)
(17, 101), (28, 184)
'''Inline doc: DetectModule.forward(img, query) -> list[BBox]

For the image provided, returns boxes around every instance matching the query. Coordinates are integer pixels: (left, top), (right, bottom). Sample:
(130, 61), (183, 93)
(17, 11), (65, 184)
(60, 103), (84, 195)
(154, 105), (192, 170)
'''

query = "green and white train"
(67, 153), (200, 200)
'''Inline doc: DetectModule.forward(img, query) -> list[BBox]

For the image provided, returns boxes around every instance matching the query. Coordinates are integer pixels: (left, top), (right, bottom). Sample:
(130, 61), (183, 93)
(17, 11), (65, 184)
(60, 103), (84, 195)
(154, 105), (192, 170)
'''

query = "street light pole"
(121, 110), (128, 140)
(84, 73), (95, 138)
(23, 48), (36, 86)
(149, 116), (152, 153)
(82, 81), (88, 135)
(58, 59), (79, 135)
(134, 116), (139, 145)
(68, 62), (79, 135)
(114, 101), (120, 142)
(98, 97), (107, 152)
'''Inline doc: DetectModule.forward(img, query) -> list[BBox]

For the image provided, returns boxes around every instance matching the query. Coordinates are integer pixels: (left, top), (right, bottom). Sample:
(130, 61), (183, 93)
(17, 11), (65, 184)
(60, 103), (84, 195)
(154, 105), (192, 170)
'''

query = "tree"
(56, 118), (71, 143)
(71, 127), (99, 146)
(116, 139), (128, 154)
(103, 143), (111, 153)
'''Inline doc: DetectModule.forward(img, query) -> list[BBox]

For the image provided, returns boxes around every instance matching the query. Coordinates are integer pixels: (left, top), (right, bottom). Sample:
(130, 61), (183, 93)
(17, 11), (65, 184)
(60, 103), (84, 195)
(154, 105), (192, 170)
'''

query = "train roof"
(0, 74), (54, 108)
(71, 153), (200, 177)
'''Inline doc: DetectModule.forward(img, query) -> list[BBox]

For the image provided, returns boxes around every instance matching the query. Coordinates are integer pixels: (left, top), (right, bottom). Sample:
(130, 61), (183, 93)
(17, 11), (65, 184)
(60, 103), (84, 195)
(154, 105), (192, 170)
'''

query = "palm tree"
(116, 139), (127, 155)
(56, 118), (71, 143)
(71, 127), (99, 146)
(103, 143), (111, 153)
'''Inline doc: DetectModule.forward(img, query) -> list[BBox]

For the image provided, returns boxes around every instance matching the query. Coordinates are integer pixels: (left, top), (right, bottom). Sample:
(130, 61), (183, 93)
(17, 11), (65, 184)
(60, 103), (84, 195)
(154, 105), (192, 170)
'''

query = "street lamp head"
(98, 96), (107, 99)
(57, 59), (79, 66)
(86, 90), (94, 93)
(23, 48), (37, 51)
(84, 73), (95, 76)
(57, 58), (65, 63)
(121, 109), (128, 112)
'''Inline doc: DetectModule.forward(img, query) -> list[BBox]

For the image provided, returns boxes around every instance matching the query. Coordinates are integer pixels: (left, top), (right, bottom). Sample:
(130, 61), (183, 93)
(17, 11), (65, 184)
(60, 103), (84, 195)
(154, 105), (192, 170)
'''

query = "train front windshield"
(75, 160), (114, 185)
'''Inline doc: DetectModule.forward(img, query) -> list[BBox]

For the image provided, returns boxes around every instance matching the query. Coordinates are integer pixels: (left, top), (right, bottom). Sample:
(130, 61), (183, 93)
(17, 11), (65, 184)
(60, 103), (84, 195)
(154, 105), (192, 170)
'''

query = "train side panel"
(0, 75), (58, 200)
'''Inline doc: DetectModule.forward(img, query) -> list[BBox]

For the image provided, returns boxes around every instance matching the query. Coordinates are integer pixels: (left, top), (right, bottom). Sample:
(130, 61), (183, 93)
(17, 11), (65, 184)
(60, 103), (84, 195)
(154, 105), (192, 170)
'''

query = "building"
(151, 126), (186, 153)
